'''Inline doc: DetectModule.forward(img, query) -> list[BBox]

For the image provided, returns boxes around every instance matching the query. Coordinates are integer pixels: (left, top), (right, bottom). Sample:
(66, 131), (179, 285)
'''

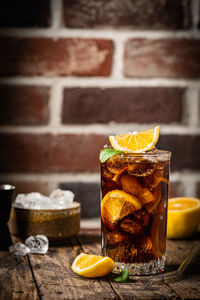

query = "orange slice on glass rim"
(109, 126), (160, 153)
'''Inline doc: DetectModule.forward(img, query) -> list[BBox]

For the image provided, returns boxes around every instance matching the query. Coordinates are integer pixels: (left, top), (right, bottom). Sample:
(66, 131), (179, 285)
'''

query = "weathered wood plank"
(0, 251), (38, 300)
(110, 279), (178, 300)
(77, 233), (177, 299)
(75, 232), (101, 255)
(74, 233), (118, 299)
(165, 277), (200, 299)
(77, 232), (200, 299)
(3, 231), (199, 299)
(28, 236), (118, 300)
(164, 239), (200, 299)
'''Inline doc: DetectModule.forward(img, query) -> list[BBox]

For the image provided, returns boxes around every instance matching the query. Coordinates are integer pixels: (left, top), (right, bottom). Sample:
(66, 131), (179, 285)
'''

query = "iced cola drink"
(100, 149), (171, 275)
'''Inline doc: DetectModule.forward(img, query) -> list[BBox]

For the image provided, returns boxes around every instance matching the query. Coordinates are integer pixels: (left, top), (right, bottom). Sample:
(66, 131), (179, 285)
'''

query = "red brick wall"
(0, 0), (199, 219)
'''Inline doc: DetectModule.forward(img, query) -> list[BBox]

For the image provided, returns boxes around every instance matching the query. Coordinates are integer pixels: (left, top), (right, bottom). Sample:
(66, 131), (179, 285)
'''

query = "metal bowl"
(9, 202), (81, 244)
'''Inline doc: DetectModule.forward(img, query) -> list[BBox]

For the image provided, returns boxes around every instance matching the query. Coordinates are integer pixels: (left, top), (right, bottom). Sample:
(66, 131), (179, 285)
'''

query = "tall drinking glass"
(100, 149), (171, 275)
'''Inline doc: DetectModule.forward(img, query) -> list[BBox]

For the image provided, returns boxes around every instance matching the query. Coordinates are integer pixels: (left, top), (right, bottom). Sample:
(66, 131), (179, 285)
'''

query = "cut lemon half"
(71, 253), (114, 278)
(167, 197), (200, 239)
(109, 126), (160, 153)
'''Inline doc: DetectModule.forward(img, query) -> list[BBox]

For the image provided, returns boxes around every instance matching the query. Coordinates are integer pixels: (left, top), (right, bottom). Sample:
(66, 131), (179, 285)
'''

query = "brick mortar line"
(2, 78), (196, 131)
(183, 88), (200, 127)
(0, 171), (199, 182)
(181, 177), (197, 197)
(111, 36), (124, 79)
(80, 218), (101, 229)
(0, 28), (200, 39)
(191, 0), (200, 30)
(50, 0), (62, 29)
(1, 172), (199, 197)
(0, 124), (199, 135)
(0, 172), (199, 197)
(48, 82), (63, 129)
(0, 77), (200, 87)
(49, 0), (200, 39)
(0, 173), (100, 182)
(48, 0), (199, 83)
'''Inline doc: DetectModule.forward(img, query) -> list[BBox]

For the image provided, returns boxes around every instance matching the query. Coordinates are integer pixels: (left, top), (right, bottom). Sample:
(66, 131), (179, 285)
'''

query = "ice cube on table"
(25, 235), (49, 254)
(49, 189), (75, 209)
(9, 242), (30, 256)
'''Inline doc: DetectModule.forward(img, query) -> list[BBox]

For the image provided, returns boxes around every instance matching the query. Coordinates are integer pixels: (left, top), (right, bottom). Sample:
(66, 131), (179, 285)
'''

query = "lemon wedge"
(71, 253), (114, 278)
(167, 197), (200, 239)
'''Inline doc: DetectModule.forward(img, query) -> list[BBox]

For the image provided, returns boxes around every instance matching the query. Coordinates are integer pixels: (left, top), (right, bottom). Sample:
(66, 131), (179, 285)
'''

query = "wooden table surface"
(0, 231), (200, 300)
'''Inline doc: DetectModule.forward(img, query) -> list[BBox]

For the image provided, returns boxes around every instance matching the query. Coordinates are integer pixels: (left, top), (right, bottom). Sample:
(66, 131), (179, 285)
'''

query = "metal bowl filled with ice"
(9, 189), (81, 244)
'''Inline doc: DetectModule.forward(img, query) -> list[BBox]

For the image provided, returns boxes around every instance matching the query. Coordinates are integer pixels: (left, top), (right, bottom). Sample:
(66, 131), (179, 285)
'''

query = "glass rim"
(0, 184), (15, 190)
(120, 149), (171, 157)
(101, 147), (171, 160)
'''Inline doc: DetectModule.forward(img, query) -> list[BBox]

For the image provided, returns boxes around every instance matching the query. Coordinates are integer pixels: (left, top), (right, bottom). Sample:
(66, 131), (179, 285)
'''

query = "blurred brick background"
(0, 0), (200, 223)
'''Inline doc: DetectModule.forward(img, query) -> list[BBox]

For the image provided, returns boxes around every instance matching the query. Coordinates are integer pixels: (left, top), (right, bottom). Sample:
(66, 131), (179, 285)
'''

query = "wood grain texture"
(164, 239), (200, 299)
(0, 251), (38, 299)
(0, 232), (200, 299)
(28, 235), (117, 299)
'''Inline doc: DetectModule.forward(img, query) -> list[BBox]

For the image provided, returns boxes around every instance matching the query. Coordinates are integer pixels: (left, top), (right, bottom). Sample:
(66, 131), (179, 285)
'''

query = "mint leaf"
(113, 268), (129, 283)
(99, 148), (122, 163)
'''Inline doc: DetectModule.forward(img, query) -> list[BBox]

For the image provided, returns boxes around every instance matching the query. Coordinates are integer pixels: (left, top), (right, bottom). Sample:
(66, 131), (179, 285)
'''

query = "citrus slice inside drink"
(101, 189), (142, 230)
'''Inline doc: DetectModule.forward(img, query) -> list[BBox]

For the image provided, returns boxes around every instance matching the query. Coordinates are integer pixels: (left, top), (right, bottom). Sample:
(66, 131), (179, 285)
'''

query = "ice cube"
(108, 244), (138, 263)
(9, 242), (30, 256)
(127, 159), (156, 177)
(14, 194), (26, 208)
(26, 192), (45, 201)
(26, 193), (50, 209)
(134, 209), (151, 226)
(138, 236), (153, 254)
(144, 186), (161, 213)
(13, 189), (75, 210)
(130, 244), (138, 258)
(101, 179), (121, 198)
(120, 218), (143, 236)
(25, 235), (49, 254)
(143, 164), (164, 190)
(49, 189), (75, 209)
(106, 232), (128, 245)
(107, 245), (126, 262)
(101, 166), (114, 180)
(120, 174), (154, 204)
(14, 193), (50, 209)
(107, 154), (126, 174)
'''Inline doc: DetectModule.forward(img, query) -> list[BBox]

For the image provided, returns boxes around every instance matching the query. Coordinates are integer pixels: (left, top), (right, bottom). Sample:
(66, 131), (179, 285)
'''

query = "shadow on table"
(0, 224), (12, 251)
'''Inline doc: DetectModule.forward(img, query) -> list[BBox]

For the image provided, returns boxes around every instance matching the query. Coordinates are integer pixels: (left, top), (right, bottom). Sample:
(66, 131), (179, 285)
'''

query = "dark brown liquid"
(101, 153), (170, 264)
